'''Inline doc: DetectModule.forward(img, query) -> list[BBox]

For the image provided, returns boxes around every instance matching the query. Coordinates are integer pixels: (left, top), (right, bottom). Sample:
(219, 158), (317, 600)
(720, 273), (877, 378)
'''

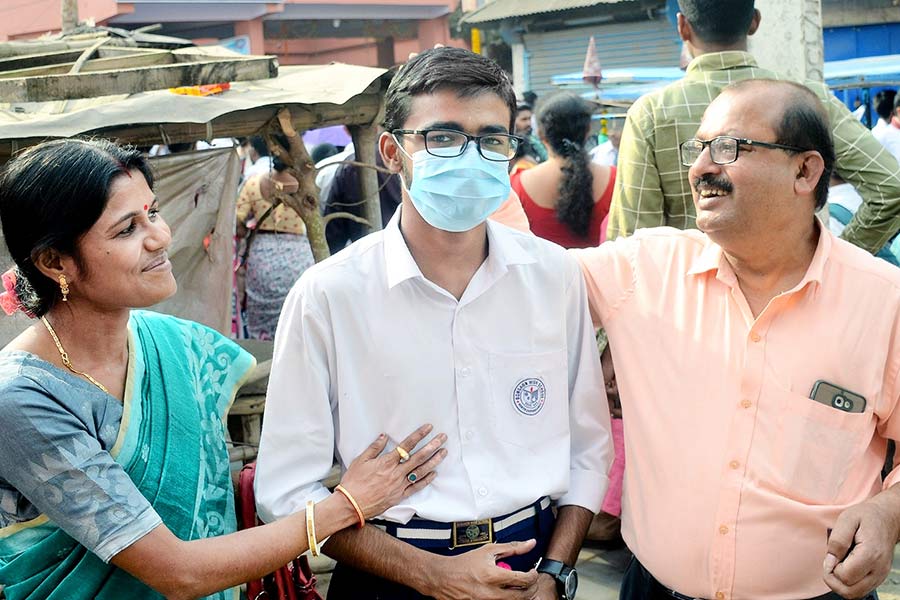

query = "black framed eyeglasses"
(679, 135), (808, 167)
(392, 128), (522, 162)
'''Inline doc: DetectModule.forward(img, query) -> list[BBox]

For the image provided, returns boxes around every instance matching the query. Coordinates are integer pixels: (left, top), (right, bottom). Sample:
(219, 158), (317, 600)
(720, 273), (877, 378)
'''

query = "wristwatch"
(536, 558), (578, 600)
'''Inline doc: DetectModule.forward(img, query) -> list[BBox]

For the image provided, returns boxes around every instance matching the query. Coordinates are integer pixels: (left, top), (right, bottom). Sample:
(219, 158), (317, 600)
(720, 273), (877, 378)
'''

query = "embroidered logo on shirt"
(512, 378), (546, 416)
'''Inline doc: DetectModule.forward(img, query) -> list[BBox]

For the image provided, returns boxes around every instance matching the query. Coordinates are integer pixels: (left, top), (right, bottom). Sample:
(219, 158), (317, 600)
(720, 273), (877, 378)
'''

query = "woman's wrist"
(314, 493), (359, 538)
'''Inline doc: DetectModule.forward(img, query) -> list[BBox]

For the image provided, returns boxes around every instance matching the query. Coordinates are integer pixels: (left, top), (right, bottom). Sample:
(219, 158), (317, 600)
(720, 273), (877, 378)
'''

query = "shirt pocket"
(487, 349), (569, 448)
(770, 387), (873, 505)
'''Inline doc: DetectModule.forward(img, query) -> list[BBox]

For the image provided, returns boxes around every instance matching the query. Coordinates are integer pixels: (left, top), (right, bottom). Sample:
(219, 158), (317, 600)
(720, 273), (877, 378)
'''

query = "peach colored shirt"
(573, 225), (900, 600)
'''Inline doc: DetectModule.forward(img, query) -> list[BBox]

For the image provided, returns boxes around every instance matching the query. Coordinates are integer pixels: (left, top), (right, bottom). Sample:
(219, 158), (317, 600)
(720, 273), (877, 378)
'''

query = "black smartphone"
(810, 380), (866, 414)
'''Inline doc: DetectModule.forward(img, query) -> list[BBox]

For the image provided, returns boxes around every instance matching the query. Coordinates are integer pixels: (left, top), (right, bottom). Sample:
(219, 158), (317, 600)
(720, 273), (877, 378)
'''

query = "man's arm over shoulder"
(824, 92), (900, 253)
(255, 276), (336, 522)
(607, 100), (667, 240)
(569, 237), (639, 328)
(559, 254), (612, 511)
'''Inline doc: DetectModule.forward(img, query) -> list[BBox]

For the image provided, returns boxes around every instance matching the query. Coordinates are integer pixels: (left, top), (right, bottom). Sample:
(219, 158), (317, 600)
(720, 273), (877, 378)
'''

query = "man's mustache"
(692, 174), (733, 194)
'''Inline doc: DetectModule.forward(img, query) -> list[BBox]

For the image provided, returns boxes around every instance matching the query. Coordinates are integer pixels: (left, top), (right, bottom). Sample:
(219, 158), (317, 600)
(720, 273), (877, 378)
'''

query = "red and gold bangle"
(335, 484), (365, 529)
(306, 500), (320, 557)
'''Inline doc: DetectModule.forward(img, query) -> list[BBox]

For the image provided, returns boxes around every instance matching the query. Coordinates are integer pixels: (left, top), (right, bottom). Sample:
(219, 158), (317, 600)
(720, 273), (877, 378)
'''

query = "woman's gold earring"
(58, 274), (69, 302)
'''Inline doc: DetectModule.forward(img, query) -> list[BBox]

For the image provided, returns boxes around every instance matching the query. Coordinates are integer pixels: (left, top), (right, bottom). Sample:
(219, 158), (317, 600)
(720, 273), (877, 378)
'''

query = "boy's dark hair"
(382, 47), (517, 132)
(677, 0), (756, 45)
(875, 90), (897, 122)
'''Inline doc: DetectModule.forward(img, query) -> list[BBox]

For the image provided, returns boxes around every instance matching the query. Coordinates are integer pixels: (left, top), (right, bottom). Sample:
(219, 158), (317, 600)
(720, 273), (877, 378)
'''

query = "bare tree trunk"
(61, 0), (79, 33)
(350, 124), (383, 235)
(266, 108), (332, 263)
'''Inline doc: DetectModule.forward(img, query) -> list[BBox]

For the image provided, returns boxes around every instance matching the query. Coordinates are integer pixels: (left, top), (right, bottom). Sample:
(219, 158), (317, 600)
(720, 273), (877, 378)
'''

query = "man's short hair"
(724, 79), (835, 210)
(382, 47), (517, 133)
(678, 0), (756, 45)
(876, 89), (897, 121)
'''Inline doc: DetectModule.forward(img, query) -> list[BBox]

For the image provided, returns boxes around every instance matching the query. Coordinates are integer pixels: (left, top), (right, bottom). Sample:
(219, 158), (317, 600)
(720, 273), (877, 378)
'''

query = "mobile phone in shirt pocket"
(810, 380), (866, 414)
(487, 348), (568, 448)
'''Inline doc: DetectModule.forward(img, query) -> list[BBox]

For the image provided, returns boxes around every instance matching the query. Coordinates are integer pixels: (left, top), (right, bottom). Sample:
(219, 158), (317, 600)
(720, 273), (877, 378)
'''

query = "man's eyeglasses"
(679, 135), (808, 167)
(392, 128), (522, 162)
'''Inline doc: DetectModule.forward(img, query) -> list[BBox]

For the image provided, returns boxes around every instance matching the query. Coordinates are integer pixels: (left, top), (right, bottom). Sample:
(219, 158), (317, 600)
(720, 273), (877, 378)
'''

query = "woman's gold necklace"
(40, 316), (109, 394)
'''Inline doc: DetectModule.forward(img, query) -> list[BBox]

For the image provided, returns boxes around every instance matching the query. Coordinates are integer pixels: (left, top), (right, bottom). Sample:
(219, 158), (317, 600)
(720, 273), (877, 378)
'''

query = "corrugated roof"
(460, 0), (631, 25)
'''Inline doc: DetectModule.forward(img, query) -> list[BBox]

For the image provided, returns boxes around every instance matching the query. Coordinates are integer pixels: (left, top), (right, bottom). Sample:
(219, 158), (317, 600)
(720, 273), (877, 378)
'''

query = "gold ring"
(395, 446), (410, 462)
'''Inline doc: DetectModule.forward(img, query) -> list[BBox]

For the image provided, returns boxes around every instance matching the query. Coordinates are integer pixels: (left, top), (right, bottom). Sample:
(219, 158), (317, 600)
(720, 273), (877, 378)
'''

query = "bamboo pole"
(61, 0), (79, 33)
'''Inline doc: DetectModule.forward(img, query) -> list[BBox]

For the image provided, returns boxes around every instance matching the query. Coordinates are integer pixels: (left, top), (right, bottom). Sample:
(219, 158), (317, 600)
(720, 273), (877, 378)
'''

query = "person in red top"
(511, 91), (616, 248)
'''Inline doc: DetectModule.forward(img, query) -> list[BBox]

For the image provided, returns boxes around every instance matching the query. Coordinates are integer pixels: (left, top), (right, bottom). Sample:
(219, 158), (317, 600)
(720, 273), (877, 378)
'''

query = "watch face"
(565, 569), (578, 599)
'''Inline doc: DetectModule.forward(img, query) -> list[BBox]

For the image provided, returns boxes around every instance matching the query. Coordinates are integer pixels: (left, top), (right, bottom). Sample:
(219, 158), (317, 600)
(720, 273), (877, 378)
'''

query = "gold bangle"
(306, 500), (320, 557)
(335, 484), (366, 529)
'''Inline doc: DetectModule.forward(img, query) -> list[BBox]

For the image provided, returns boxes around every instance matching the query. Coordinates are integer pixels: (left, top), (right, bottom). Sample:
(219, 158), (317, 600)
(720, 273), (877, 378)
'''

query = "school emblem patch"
(512, 377), (546, 416)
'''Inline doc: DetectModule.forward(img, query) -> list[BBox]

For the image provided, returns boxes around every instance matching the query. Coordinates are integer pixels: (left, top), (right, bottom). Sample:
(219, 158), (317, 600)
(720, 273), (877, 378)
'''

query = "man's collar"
(686, 51), (758, 75)
(687, 220), (832, 290)
(383, 208), (536, 289)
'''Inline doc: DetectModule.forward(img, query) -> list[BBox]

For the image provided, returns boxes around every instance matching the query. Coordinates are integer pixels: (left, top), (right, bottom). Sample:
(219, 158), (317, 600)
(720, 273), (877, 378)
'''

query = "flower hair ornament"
(0, 267), (34, 318)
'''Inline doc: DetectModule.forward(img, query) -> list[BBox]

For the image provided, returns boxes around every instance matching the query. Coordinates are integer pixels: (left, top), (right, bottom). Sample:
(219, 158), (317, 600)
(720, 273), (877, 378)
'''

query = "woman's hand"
(339, 424), (447, 519)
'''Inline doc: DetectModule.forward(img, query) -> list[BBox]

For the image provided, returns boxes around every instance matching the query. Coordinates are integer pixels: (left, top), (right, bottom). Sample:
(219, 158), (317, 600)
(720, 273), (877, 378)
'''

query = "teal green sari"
(0, 311), (255, 600)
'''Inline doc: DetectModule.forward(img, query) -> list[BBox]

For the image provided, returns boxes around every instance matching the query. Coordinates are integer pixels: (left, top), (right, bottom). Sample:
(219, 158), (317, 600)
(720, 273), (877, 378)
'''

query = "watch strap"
(536, 558), (567, 578)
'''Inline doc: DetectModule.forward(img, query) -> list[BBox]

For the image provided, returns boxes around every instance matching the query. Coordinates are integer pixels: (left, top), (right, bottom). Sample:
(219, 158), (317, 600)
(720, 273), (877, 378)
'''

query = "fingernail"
(823, 553), (838, 573)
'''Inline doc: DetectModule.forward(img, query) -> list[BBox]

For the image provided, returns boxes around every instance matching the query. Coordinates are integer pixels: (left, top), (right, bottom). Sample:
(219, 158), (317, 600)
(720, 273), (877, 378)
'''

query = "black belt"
(637, 559), (876, 600)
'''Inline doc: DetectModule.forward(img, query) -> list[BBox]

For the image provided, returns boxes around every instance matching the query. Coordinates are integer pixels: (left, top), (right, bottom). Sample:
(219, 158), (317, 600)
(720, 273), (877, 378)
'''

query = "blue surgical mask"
(398, 143), (511, 233)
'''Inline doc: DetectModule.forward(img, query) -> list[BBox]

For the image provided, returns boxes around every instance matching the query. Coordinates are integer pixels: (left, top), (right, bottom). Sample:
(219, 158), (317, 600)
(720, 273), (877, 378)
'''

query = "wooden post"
(748, 0), (824, 82)
(61, 0), (79, 33)
(350, 124), (383, 234)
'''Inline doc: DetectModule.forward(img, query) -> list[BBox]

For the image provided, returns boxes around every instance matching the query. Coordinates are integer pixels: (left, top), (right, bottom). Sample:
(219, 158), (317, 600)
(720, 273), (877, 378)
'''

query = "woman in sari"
(0, 139), (446, 600)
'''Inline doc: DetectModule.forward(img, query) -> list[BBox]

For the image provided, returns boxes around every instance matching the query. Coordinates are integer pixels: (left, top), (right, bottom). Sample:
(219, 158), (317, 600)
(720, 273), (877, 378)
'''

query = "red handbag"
(238, 462), (324, 600)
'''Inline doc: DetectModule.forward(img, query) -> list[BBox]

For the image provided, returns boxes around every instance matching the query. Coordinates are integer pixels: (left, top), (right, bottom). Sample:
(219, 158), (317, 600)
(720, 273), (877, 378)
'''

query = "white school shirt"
(255, 211), (611, 524)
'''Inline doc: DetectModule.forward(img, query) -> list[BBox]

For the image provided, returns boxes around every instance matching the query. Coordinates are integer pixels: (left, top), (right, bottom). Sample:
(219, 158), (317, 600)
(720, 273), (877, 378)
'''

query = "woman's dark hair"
(536, 92), (595, 237)
(0, 138), (153, 317)
(250, 134), (290, 171)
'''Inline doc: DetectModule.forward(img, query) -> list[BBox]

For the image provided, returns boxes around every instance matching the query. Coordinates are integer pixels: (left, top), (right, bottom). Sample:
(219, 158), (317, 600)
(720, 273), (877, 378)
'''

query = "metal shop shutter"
(524, 17), (681, 97)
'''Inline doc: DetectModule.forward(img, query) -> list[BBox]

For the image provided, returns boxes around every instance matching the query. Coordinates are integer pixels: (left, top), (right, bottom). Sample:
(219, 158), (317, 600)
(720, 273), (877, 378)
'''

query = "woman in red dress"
(510, 92), (616, 248)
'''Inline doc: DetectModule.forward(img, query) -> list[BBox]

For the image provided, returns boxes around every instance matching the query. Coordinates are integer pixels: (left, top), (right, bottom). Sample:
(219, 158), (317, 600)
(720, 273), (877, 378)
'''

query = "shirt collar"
(383, 209), (537, 290)
(687, 219), (832, 291)
(686, 51), (758, 76)
(383, 208), (423, 289)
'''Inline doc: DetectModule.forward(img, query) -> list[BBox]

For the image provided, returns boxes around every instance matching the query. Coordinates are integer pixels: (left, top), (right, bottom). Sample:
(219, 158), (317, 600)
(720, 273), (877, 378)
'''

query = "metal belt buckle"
(451, 518), (493, 548)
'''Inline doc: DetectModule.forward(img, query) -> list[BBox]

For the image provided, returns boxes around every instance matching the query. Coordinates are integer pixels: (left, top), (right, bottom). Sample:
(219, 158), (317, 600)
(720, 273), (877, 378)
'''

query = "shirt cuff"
(557, 469), (609, 513)
(96, 507), (164, 563)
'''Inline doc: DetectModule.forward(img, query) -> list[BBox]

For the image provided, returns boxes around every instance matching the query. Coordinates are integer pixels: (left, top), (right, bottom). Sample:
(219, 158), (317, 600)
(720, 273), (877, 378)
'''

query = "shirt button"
(465, 430), (475, 441)
(729, 460), (740, 470)
(750, 332), (761, 343)
(716, 592), (726, 600)
(459, 367), (472, 378)
(741, 399), (752, 409)
(478, 487), (488, 497)
(719, 525), (729, 535)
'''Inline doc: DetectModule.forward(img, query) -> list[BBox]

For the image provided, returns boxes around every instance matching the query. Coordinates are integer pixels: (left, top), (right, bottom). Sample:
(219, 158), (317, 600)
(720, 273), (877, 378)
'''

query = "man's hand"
(530, 573), (558, 599)
(823, 487), (900, 599)
(423, 540), (540, 600)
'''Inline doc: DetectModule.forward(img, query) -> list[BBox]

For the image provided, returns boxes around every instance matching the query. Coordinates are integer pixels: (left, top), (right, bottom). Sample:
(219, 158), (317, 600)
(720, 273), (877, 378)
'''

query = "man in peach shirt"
(575, 79), (900, 600)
